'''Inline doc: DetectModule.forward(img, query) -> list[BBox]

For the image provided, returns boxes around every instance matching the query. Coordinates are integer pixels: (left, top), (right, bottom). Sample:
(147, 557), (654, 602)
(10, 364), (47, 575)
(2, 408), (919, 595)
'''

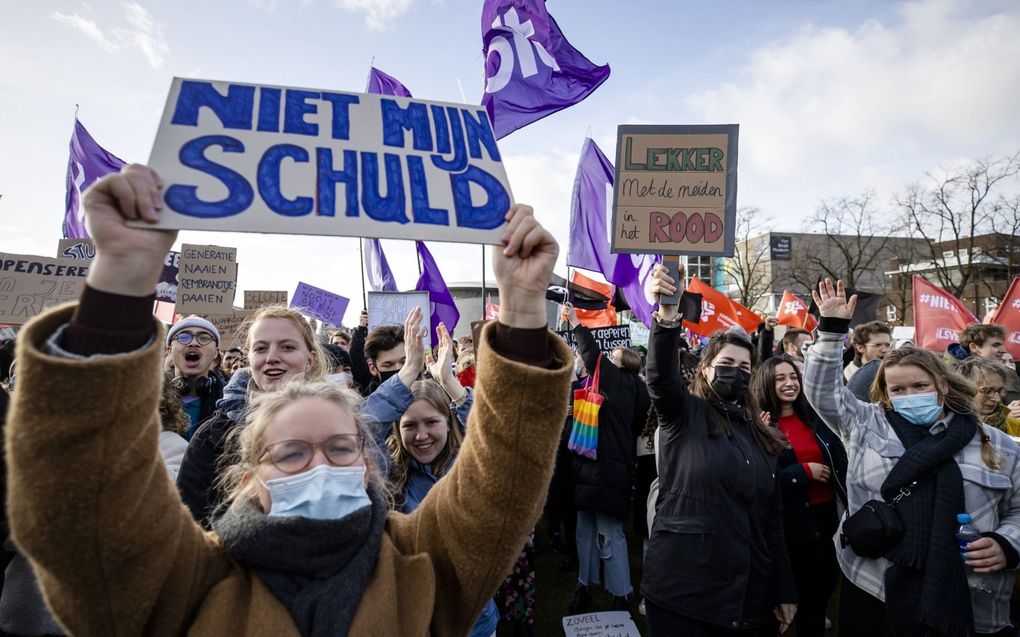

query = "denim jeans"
(576, 511), (632, 596)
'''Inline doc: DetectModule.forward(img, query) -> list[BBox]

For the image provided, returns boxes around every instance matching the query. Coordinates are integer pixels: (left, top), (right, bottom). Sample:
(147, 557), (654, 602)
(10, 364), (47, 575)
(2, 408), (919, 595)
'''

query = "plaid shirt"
(804, 329), (1020, 634)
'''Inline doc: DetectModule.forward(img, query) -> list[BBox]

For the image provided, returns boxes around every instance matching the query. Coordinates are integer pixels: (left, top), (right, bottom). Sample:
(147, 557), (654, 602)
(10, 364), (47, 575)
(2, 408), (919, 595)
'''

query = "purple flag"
(567, 137), (660, 327)
(481, 0), (610, 139)
(63, 118), (126, 239)
(366, 66), (413, 97)
(363, 238), (398, 292)
(414, 241), (460, 346)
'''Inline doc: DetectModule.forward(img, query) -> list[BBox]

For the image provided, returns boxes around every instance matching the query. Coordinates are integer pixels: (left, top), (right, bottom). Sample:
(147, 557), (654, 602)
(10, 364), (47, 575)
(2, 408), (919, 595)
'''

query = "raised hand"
(397, 306), (427, 388)
(646, 263), (680, 322)
(562, 302), (580, 328)
(427, 323), (454, 382)
(810, 278), (857, 320)
(84, 164), (177, 297)
(493, 204), (558, 329)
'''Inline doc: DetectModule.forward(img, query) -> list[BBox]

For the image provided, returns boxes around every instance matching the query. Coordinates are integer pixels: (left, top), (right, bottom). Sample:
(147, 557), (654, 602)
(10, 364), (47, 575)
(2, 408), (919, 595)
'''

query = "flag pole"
(358, 239), (367, 309)
(480, 245), (487, 320)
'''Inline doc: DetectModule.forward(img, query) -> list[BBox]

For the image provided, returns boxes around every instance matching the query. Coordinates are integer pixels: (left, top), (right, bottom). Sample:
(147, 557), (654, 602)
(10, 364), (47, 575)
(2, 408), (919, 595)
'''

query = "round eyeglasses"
(260, 434), (365, 474)
(977, 386), (1007, 397)
(173, 331), (215, 346)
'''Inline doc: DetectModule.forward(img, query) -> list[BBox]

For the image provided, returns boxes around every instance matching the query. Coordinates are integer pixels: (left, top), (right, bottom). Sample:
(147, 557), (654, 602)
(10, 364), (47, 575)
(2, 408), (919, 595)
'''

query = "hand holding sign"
(85, 165), (177, 297)
(647, 263), (680, 322)
(398, 306), (428, 389)
(493, 204), (558, 329)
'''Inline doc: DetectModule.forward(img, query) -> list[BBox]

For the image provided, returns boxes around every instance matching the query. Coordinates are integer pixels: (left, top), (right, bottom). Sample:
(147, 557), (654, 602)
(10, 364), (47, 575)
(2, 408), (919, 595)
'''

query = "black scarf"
(881, 409), (977, 637)
(212, 485), (389, 637)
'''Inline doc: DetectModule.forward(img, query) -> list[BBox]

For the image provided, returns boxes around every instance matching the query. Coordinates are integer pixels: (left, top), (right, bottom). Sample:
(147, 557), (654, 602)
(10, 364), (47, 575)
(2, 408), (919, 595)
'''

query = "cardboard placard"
(143, 78), (513, 245)
(56, 238), (96, 260)
(157, 251), (181, 304)
(291, 282), (349, 326)
(367, 291), (431, 348)
(612, 124), (738, 257)
(0, 327), (17, 341)
(244, 290), (288, 309)
(562, 611), (640, 637)
(557, 325), (631, 355)
(176, 244), (237, 314)
(0, 253), (89, 325)
(204, 308), (254, 350)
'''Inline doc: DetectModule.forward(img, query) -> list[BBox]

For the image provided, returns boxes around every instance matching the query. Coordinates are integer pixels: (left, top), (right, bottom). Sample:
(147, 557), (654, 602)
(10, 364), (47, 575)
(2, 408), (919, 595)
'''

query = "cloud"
(335, 0), (415, 30)
(49, 2), (170, 69)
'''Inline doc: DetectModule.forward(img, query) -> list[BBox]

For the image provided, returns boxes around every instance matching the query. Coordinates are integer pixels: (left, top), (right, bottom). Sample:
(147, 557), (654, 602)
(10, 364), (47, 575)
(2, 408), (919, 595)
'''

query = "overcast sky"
(2, 0), (1019, 323)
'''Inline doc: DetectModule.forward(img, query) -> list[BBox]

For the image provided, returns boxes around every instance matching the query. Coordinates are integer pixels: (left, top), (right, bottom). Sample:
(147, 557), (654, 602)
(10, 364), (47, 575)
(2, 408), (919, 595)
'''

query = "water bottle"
(956, 513), (993, 593)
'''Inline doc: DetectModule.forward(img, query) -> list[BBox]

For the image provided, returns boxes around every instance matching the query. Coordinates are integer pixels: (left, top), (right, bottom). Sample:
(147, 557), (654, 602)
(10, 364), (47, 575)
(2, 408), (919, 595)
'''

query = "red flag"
(484, 293), (500, 320)
(776, 290), (818, 331)
(569, 271), (618, 327)
(683, 277), (760, 337)
(990, 277), (1020, 360)
(912, 275), (978, 351)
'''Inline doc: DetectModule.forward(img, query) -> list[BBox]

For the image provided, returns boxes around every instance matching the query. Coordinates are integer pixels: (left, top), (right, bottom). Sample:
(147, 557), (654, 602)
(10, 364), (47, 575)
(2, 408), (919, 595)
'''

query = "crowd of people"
(1, 164), (1020, 637)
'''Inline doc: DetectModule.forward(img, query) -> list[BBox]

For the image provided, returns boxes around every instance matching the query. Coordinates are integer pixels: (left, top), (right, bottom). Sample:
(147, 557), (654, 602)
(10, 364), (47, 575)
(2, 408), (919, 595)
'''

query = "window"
(886, 305), (898, 322)
(683, 256), (714, 286)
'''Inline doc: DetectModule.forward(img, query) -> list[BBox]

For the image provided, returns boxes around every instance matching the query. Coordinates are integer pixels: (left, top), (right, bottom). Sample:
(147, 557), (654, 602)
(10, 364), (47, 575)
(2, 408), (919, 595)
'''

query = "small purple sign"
(156, 251), (180, 304)
(291, 281), (350, 326)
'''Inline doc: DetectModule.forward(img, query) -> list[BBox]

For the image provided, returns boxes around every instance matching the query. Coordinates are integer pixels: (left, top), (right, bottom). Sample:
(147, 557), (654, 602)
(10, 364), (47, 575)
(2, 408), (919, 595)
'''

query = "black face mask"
(710, 366), (751, 402)
(378, 369), (399, 383)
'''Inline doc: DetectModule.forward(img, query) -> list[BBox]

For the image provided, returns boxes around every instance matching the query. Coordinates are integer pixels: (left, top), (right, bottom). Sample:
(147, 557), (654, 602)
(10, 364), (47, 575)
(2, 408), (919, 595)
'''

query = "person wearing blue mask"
(805, 278), (1020, 637)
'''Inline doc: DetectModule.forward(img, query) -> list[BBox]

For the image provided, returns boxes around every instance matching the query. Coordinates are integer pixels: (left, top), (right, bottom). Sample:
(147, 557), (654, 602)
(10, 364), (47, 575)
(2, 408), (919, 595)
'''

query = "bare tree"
(717, 207), (778, 310)
(991, 193), (1020, 282)
(897, 153), (1020, 302)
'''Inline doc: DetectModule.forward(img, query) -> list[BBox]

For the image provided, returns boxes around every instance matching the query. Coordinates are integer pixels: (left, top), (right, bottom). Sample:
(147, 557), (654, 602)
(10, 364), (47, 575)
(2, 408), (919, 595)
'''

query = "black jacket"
(349, 325), (380, 397)
(176, 410), (236, 528)
(570, 325), (650, 520)
(642, 321), (796, 629)
(776, 410), (848, 544)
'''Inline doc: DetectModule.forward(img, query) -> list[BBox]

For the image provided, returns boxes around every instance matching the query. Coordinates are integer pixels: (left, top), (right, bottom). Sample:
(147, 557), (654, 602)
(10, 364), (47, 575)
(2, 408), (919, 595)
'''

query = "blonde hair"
(871, 346), (1001, 470)
(455, 351), (475, 375)
(218, 381), (393, 510)
(240, 305), (328, 389)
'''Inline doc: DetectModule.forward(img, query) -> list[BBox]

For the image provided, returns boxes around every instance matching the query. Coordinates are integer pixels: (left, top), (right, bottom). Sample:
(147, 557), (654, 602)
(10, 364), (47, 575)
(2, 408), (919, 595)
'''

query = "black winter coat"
(776, 411), (848, 544)
(641, 321), (796, 630)
(571, 325), (650, 521)
(176, 410), (236, 528)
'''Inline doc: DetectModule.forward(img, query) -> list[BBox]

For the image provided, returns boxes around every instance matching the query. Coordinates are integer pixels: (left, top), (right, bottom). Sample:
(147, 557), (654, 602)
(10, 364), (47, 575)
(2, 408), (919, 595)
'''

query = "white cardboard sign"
(562, 611), (640, 637)
(144, 78), (513, 245)
(367, 291), (431, 349)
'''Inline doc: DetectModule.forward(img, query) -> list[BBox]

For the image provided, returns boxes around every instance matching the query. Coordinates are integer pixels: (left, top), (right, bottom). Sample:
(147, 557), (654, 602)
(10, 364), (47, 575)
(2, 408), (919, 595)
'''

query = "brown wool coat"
(6, 306), (571, 636)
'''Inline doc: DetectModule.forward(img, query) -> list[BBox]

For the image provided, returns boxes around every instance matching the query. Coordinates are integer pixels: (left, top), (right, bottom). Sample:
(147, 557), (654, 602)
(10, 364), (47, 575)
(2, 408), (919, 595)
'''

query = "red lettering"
(670, 211), (687, 242)
(704, 212), (723, 243)
(687, 212), (704, 243)
(649, 211), (671, 243)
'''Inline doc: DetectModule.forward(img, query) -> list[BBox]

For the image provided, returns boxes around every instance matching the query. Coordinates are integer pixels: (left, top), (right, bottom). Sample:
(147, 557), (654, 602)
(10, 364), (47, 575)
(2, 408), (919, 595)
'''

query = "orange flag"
(570, 271), (618, 328)
(683, 277), (761, 337)
(776, 290), (818, 331)
(912, 275), (978, 351)
(990, 276), (1020, 360)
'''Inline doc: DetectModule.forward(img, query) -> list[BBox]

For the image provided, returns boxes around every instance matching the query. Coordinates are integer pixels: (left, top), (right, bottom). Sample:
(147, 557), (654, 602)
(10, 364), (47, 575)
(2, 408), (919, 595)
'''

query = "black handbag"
(840, 482), (915, 558)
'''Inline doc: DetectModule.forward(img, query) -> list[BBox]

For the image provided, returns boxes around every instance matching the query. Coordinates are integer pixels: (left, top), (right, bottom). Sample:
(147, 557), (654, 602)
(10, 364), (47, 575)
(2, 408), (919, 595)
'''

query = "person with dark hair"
(563, 304), (650, 614)
(958, 324), (1020, 404)
(642, 263), (796, 636)
(349, 313), (407, 396)
(752, 356), (847, 637)
(164, 316), (226, 439)
(782, 328), (811, 364)
(220, 346), (243, 377)
(845, 320), (892, 382)
(805, 278), (1020, 637)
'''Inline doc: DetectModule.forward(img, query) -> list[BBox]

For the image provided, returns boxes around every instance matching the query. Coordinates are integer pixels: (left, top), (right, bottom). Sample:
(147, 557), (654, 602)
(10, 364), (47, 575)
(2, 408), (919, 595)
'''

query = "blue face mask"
(890, 391), (943, 426)
(260, 464), (371, 520)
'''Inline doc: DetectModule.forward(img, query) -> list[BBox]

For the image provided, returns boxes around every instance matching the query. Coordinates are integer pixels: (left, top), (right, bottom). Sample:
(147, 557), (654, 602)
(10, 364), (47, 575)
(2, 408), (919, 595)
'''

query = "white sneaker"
(638, 598), (646, 616)
(825, 616), (833, 630)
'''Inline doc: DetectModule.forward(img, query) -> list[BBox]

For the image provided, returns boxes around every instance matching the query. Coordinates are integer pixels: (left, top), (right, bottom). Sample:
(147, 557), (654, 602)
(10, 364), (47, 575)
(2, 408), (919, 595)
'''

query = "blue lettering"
(361, 152), (408, 224)
(451, 165), (508, 230)
(320, 92), (360, 141)
(431, 104), (450, 154)
(257, 87), (281, 132)
(257, 144), (313, 216)
(407, 156), (448, 226)
(380, 99), (433, 152)
(164, 135), (253, 218)
(430, 106), (467, 172)
(283, 90), (319, 136)
(171, 81), (254, 130)
(463, 108), (501, 161)
(316, 148), (359, 217)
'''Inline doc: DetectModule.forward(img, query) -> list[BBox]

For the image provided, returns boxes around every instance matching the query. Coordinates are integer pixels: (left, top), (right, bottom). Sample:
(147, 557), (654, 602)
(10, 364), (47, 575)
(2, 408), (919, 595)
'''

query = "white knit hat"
(166, 316), (221, 347)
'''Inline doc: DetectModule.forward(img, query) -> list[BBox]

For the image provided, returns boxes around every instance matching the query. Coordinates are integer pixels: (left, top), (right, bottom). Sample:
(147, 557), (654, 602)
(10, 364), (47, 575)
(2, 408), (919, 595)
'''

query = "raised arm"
(758, 318), (777, 363)
(644, 263), (690, 428)
(349, 311), (374, 392)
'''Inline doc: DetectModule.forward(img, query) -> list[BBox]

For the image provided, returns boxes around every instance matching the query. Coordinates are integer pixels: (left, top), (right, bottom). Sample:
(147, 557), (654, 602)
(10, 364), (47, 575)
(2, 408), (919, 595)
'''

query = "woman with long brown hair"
(642, 263), (796, 637)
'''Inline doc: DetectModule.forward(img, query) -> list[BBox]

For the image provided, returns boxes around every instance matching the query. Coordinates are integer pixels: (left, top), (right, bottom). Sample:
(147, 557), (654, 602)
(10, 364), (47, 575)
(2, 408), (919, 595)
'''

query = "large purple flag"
(63, 118), (126, 239)
(415, 241), (460, 346)
(567, 137), (660, 327)
(363, 238), (399, 292)
(366, 66), (413, 97)
(481, 0), (610, 139)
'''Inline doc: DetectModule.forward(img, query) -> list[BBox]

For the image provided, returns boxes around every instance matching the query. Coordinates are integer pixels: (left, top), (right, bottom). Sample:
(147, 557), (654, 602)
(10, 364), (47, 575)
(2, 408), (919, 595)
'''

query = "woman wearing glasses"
(4, 165), (571, 636)
(957, 357), (1020, 436)
(642, 263), (796, 637)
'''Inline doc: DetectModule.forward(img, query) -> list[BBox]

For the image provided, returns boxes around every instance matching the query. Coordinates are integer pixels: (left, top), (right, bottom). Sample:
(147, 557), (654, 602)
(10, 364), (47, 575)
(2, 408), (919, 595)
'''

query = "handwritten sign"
(143, 78), (513, 245)
(204, 308), (254, 349)
(244, 290), (288, 309)
(291, 282), (349, 326)
(0, 253), (89, 325)
(562, 611), (640, 637)
(367, 291), (431, 348)
(557, 325), (631, 355)
(56, 238), (96, 260)
(176, 244), (237, 314)
(611, 124), (738, 257)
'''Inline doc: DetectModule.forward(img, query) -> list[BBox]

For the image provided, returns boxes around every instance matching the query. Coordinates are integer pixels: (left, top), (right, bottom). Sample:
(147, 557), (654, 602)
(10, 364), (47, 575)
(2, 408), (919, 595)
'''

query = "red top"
(778, 413), (834, 505)
(456, 366), (476, 388)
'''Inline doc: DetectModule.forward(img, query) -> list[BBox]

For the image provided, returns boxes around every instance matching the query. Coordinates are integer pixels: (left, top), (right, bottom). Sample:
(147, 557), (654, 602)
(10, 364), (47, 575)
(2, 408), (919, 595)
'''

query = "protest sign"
(157, 251), (181, 304)
(244, 290), (288, 309)
(143, 78), (513, 245)
(557, 325), (631, 355)
(367, 291), (431, 348)
(562, 611), (640, 637)
(291, 282), (349, 326)
(0, 253), (89, 325)
(611, 124), (738, 257)
(204, 308), (254, 349)
(176, 244), (237, 315)
(0, 327), (17, 341)
(56, 238), (96, 260)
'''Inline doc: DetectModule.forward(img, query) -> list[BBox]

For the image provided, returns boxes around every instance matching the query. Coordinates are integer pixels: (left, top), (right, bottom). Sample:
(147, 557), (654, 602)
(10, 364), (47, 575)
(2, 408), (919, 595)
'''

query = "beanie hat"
(167, 316), (221, 347)
(323, 343), (352, 370)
